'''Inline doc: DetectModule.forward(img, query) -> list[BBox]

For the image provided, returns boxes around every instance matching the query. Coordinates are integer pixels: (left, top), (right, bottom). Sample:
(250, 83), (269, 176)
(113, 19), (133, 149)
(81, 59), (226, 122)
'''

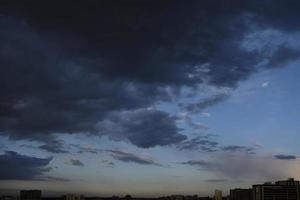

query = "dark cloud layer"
(0, 151), (53, 180)
(0, 0), (300, 150)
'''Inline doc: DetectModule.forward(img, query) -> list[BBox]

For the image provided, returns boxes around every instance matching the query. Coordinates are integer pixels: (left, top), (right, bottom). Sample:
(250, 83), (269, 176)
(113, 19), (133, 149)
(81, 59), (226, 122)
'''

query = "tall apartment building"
(253, 178), (300, 200)
(20, 190), (41, 200)
(214, 190), (222, 200)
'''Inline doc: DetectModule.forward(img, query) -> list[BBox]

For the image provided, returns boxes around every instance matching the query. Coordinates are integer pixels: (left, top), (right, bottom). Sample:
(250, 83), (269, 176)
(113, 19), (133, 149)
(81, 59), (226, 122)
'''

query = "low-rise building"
(61, 195), (84, 200)
(20, 190), (41, 200)
(230, 188), (252, 200)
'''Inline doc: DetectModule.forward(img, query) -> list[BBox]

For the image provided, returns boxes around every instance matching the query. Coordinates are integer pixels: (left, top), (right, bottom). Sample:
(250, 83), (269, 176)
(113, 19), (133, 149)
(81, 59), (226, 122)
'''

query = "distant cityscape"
(1, 178), (300, 200)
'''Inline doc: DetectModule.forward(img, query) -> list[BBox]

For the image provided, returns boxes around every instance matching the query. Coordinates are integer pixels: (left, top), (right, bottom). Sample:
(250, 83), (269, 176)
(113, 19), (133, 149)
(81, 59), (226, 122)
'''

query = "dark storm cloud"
(0, 16), (168, 147)
(97, 109), (186, 148)
(107, 150), (162, 166)
(0, 151), (53, 180)
(0, 0), (300, 149)
(69, 159), (84, 167)
(248, 0), (300, 32)
(274, 154), (297, 160)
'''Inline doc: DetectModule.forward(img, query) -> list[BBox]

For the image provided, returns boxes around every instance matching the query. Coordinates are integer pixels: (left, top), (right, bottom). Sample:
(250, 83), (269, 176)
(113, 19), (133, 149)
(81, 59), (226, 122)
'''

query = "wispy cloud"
(176, 112), (208, 130)
(177, 136), (218, 152)
(107, 150), (162, 166)
(201, 112), (211, 117)
(180, 154), (293, 180)
(65, 159), (84, 167)
(261, 81), (270, 88)
(204, 179), (228, 183)
(183, 93), (230, 114)
(101, 159), (115, 168)
(274, 154), (297, 160)
(177, 136), (256, 154)
(221, 145), (256, 154)
(70, 144), (102, 154)
(39, 139), (68, 154)
(180, 160), (219, 170)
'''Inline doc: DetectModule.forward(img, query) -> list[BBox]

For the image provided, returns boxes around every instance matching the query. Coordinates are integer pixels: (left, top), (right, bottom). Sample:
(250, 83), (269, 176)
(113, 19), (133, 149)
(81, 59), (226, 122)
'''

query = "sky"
(1, 0), (300, 197)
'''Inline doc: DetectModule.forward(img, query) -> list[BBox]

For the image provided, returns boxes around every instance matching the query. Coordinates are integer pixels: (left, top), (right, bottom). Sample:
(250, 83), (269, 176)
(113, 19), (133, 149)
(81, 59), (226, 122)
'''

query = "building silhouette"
(170, 195), (185, 200)
(253, 178), (300, 200)
(1, 196), (17, 200)
(230, 188), (252, 200)
(198, 197), (211, 200)
(20, 190), (41, 200)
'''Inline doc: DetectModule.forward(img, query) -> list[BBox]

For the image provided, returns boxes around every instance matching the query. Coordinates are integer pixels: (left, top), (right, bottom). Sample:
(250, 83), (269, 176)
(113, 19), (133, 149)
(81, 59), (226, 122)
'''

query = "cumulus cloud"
(97, 109), (186, 148)
(0, 151), (54, 180)
(107, 150), (162, 166)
